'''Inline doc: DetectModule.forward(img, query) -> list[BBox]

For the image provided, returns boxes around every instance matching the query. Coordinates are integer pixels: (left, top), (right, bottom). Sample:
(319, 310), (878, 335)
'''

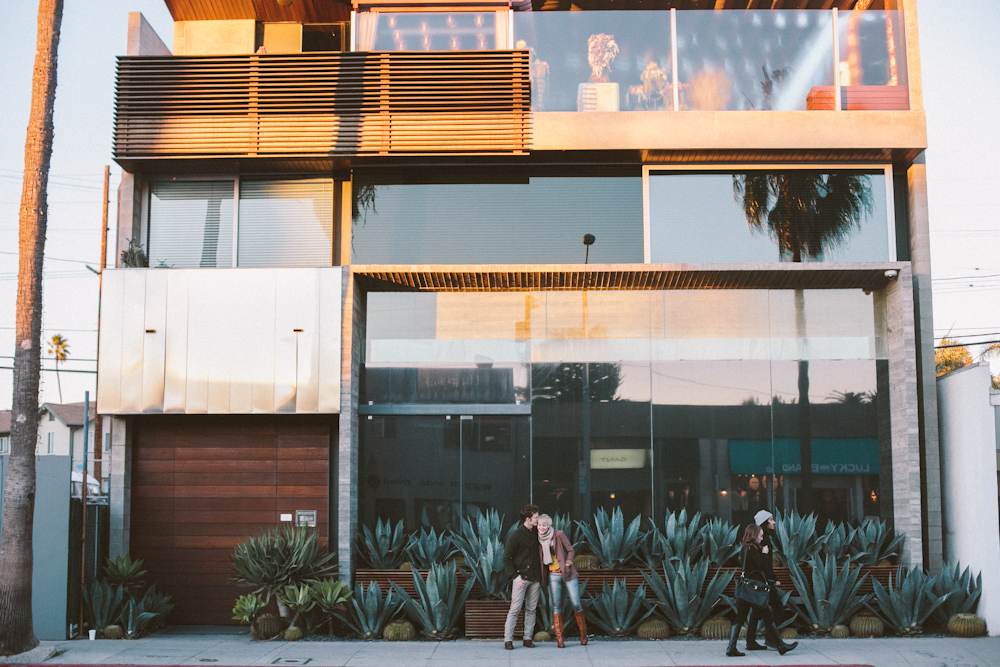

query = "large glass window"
(351, 170), (643, 264)
(146, 178), (334, 269)
(360, 289), (890, 528)
(648, 170), (891, 264)
(356, 12), (502, 51)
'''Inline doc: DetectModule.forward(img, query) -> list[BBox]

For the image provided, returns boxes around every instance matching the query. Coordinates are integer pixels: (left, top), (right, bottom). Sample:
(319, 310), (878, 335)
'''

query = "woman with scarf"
(536, 514), (586, 648)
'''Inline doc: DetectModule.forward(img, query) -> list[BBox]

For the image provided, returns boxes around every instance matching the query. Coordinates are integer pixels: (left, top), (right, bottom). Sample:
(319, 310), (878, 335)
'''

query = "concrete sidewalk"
(16, 628), (1000, 667)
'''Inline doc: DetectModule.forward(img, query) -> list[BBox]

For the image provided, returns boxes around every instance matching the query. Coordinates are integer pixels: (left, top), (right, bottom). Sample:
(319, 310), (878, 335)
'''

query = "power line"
(0, 366), (96, 374)
(0, 251), (94, 265)
(935, 339), (1000, 350)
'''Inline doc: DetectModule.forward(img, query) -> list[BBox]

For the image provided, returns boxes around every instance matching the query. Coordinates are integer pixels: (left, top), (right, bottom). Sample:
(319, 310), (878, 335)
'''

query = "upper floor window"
(356, 12), (505, 51)
(104, 432), (111, 452)
(146, 178), (334, 269)
(46, 432), (55, 455)
(647, 168), (893, 264)
(0, 436), (8, 454)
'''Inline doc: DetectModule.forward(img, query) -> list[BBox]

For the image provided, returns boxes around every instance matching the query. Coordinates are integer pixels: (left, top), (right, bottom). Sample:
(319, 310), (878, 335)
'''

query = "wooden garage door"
(130, 415), (333, 625)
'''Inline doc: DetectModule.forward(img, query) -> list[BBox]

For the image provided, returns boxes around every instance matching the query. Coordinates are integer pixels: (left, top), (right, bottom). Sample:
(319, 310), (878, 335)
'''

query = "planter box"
(465, 599), (523, 639)
(354, 568), (469, 598)
(806, 85), (909, 110)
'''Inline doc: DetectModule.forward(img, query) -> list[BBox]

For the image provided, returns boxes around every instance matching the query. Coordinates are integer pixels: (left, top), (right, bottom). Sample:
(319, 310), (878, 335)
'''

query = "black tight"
(733, 598), (773, 628)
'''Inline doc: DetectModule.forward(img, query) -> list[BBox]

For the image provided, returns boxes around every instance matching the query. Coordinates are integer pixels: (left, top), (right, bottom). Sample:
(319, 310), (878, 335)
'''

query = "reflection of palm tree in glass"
(733, 172), (873, 514)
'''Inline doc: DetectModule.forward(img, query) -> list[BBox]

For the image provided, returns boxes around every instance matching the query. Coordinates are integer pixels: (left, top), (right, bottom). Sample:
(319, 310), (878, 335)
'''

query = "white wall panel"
(97, 268), (342, 414)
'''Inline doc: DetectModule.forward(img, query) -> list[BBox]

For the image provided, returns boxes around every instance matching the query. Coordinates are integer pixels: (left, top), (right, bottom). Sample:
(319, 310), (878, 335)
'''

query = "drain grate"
(272, 659), (312, 666)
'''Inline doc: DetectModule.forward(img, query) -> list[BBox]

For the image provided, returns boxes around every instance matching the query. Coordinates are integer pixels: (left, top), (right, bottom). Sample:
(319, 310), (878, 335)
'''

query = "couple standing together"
(501, 504), (585, 649)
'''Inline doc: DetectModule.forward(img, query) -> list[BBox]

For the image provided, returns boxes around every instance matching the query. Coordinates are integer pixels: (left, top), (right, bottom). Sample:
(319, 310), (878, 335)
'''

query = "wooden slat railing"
(114, 51), (530, 160)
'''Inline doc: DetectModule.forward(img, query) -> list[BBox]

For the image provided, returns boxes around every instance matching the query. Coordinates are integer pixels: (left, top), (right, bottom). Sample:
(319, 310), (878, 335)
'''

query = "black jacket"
(503, 524), (542, 583)
(740, 544), (774, 582)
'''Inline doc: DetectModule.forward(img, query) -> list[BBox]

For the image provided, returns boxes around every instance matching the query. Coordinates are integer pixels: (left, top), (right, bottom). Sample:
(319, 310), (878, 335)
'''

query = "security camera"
(884, 269), (898, 280)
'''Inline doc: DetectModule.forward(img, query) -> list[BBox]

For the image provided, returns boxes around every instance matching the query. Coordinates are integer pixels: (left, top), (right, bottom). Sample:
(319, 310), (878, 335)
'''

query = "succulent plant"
(787, 555), (871, 634)
(356, 518), (408, 569)
(103, 554), (147, 589)
(700, 616), (731, 640)
(278, 583), (317, 630)
(642, 556), (734, 636)
(932, 562), (982, 626)
(383, 619), (416, 641)
(254, 614), (285, 640)
(947, 613), (987, 637)
(637, 617), (670, 639)
(576, 507), (643, 569)
(661, 510), (704, 564)
(84, 580), (125, 632)
(392, 562), (474, 640)
(869, 565), (948, 636)
(399, 562), (413, 571)
(103, 624), (124, 640)
(817, 521), (862, 566)
(311, 578), (352, 635)
(334, 581), (402, 640)
(773, 511), (820, 566)
(849, 612), (884, 638)
(231, 526), (338, 603)
(456, 529), (510, 601)
(831, 624), (850, 638)
(284, 626), (303, 641)
(232, 593), (266, 637)
(573, 554), (601, 569)
(698, 517), (740, 567)
(781, 627), (800, 640)
(533, 631), (551, 642)
(585, 578), (652, 638)
(636, 527), (665, 570)
(850, 518), (904, 566)
(404, 528), (457, 569)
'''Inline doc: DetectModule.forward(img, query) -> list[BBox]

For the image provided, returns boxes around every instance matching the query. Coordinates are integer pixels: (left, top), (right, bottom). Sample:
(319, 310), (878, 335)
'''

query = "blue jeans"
(548, 572), (583, 613)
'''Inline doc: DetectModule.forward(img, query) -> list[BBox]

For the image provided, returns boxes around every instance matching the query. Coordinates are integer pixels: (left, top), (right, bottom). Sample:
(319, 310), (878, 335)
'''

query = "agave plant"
(451, 509), (504, 565)
(698, 517), (740, 567)
(405, 528), (457, 569)
(772, 511), (820, 566)
(642, 557), (734, 636)
(585, 579), (653, 637)
(334, 581), (402, 640)
(850, 518), (904, 566)
(136, 585), (174, 634)
(869, 566), (949, 636)
(231, 526), (339, 603)
(84, 580), (125, 631)
(932, 562), (982, 625)
(457, 534), (510, 600)
(552, 513), (581, 548)
(103, 554), (147, 589)
(636, 526), (665, 569)
(661, 510), (704, 564)
(576, 507), (642, 569)
(816, 521), (861, 566)
(232, 593), (267, 638)
(311, 578), (352, 635)
(356, 518), (408, 569)
(119, 597), (159, 639)
(278, 582), (317, 630)
(392, 562), (475, 640)
(787, 555), (871, 634)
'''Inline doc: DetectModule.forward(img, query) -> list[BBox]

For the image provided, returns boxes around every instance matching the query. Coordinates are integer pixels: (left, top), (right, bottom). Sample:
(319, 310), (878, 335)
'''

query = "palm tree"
(0, 0), (63, 654)
(733, 171), (873, 514)
(46, 333), (69, 403)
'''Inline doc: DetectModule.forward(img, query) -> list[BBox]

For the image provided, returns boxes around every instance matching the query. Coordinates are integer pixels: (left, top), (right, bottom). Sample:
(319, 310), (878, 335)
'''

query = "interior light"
(609, 493), (616, 499)
(720, 490), (728, 496)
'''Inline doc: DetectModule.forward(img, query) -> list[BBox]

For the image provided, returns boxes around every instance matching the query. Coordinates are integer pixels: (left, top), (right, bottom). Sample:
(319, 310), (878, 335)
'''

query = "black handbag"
(734, 548), (771, 608)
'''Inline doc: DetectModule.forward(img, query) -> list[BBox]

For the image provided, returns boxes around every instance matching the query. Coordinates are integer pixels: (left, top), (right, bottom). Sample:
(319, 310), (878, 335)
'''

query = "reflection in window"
(649, 170), (890, 263)
(358, 12), (499, 51)
(148, 181), (234, 269)
(351, 171), (642, 264)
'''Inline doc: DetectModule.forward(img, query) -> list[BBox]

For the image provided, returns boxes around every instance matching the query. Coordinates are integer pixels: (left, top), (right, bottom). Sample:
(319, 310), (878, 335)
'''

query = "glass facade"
(351, 171), (643, 265)
(649, 170), (891, 263)
(360, 290), (890, 531)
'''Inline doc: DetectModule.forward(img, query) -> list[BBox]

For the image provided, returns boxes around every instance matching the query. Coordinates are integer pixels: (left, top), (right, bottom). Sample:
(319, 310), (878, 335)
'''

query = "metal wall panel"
(98, 268), (342, 414)
(97, 272), (125, 413)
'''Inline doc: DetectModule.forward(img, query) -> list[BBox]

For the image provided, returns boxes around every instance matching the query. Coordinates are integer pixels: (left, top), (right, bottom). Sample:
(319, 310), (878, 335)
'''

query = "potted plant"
(578, 33), (619, 112)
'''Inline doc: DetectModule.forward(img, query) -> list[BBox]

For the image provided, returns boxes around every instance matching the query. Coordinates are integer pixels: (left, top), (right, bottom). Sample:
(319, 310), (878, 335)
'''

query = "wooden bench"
(807, 85), (910, 111)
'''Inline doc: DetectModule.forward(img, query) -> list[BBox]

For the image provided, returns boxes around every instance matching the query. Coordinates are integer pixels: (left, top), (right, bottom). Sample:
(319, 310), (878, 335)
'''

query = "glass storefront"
(359, 289), (889, 531)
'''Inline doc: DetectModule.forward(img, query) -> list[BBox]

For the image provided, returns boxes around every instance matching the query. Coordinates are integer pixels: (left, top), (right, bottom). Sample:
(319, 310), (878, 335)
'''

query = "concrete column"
(108, 415), (132, 558)
(115, 172), (143, 267)
(908, 161), (943, 572)
(127, 12), (171, 57)
(885, 265), (923, 569)
(938, 363), (1000, 634)
(337, 269), (364, 579)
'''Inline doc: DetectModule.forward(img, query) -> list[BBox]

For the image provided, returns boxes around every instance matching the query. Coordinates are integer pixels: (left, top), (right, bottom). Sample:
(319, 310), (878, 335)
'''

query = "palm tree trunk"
(0, 0), (63, 654)
(55, 360), (62, 403)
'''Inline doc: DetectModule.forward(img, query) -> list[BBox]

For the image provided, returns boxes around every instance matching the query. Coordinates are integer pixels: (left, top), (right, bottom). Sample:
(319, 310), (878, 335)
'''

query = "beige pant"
(504, 577), (541, 642)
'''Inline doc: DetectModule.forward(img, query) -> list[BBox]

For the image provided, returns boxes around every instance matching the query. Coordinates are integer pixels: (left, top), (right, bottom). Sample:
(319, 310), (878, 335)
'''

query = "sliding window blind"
(148, 181), (235, 268)
(237, 179), (334, 268)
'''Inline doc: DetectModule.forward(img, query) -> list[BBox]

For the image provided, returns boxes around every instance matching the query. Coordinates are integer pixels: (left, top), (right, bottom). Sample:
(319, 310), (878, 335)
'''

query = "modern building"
(98, 0), (938, 624)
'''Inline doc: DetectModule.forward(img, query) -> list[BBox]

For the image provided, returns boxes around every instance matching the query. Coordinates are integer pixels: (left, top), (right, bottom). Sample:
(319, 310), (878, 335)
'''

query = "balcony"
(113, 51), (530, 168)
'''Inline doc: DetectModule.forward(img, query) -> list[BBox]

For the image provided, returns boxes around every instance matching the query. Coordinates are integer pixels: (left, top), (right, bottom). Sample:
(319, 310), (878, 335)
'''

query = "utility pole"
(79, 391), (90, 636)
(93, 165), (109, 482)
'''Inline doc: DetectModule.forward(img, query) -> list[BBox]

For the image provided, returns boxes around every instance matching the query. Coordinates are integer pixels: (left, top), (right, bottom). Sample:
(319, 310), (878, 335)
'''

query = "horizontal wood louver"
(114, 51), (530, 161)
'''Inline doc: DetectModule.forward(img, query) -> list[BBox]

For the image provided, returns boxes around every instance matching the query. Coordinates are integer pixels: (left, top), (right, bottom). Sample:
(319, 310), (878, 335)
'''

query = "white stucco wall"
(939, 363), (1000, 634)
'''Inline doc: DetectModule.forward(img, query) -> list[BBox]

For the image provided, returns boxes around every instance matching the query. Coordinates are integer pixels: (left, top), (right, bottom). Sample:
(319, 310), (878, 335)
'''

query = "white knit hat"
(754, 510), (774, 526)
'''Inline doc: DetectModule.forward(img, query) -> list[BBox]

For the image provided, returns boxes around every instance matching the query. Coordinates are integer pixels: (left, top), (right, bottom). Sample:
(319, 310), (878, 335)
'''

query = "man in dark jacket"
(501, 504), (541, 650)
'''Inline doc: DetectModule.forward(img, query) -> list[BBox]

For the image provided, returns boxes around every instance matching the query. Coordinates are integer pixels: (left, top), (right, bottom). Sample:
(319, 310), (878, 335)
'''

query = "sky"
(0, 1), (998, 411)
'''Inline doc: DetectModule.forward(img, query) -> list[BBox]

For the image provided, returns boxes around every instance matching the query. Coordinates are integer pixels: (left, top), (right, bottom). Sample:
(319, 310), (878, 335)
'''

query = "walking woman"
(536, 514), (587, 648)
(726, 524), (797, 657)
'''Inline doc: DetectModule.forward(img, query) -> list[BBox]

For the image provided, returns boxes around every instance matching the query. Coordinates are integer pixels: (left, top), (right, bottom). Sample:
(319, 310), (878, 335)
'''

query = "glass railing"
(508, 9), (907, 112)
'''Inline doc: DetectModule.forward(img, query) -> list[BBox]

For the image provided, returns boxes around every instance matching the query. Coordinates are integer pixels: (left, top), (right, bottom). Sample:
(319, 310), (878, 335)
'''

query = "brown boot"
(575, 611), (588, 646)
(553, 613), (565, 648)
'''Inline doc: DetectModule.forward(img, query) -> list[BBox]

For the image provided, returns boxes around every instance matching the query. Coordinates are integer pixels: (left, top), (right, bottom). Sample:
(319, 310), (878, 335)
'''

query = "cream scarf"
(537, 526), (555, 565)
